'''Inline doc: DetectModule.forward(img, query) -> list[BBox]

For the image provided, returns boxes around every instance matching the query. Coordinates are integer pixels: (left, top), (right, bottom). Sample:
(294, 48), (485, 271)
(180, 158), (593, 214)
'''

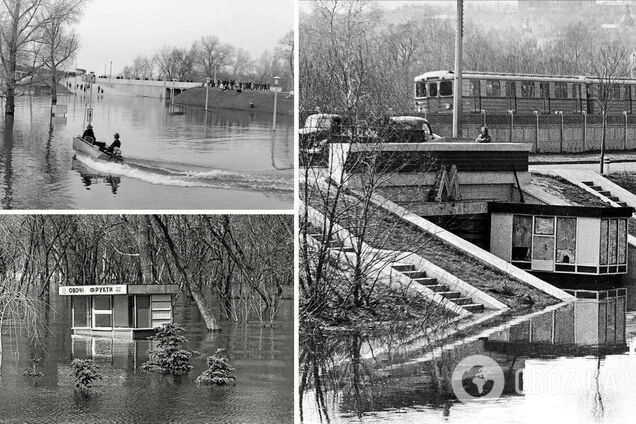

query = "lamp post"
(205, 77), (211, 112)
(272, 76), (281, 131)
(171, 78), (177, 106)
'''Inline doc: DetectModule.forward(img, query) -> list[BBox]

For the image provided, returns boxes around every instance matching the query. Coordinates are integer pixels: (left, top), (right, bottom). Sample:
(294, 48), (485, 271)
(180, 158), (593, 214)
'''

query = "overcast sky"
(74, 0), (294, 74)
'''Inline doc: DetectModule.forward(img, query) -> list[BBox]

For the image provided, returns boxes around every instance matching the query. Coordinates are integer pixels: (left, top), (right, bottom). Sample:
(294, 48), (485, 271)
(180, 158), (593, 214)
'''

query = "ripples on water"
(0, 299), (293, 423)
(0, 95), (294, 209)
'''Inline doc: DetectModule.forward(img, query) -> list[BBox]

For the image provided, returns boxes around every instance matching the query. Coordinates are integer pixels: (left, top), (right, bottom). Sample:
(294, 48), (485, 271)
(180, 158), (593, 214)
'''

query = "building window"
(485, 80), (500, 97)
(534, 217), (554, 235)
(618, 219), (627, 264)
(555, 82), (568, 98)
(556, 217), (576, 263)
(429, 82), (438, 97)
(512, 215), (532, 261)
(472, 80), (481, 97)
(93, 296), (113, 328)
(416, 81), (427, 98)
(521, 81), (535, 98)
(506, 81), (516, 97)
(540, 82), (550, 99)
(440, 81), (453, 96)
(72, 297), (90, 328)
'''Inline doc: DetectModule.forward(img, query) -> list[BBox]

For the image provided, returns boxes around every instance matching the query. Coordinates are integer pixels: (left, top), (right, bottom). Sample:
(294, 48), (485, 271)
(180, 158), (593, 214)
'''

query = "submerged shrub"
(141, 323), (196, 375)
(196, 348), (236, 386)
(71, 359), (101, 391)
(23, 356), (44, 377)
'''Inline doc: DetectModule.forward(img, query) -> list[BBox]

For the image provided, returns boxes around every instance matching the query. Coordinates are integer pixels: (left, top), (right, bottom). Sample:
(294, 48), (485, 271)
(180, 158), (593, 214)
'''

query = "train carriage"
(414, 70), (636, 116)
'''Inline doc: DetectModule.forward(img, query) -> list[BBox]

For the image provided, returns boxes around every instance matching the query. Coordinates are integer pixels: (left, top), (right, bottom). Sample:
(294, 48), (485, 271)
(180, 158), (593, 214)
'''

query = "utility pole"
(452, 0), (464, 138)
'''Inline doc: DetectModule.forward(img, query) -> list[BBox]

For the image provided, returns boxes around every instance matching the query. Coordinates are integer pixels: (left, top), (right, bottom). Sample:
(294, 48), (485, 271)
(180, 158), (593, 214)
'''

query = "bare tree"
(275, 30), (294, 79)
(38, 0), (86, 104)
(195, 35), (233, 79)
(0, 0), (49, 115)
(590, 45), (629, 174)
(231, 47), (252, 78)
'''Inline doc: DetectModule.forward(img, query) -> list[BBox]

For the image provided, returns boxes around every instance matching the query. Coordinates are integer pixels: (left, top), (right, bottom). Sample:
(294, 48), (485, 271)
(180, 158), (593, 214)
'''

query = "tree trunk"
(152, 215), (221, 331)
(600, 111), (607, 174)
(51, 64), (58, 105)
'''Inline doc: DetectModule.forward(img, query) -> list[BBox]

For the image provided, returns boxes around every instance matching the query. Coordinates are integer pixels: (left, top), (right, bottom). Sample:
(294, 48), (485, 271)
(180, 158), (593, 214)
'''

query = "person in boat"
(107, 133), (122, 155)
(82, 124), (96, 143)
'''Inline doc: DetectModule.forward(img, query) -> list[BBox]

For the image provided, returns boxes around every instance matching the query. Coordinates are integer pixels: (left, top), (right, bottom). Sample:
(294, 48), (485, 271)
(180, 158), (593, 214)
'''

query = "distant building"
(518, 0), (595, 9)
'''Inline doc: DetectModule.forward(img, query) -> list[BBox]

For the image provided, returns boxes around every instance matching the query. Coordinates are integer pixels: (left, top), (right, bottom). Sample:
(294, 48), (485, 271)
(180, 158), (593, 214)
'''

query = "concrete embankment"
(174, 88), (293, 114)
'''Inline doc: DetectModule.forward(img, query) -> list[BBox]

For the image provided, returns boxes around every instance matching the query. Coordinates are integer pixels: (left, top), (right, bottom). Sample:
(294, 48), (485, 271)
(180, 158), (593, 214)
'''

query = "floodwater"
(0, 94), (294, 210)
(300, 291), (636, 424)
(0, 296), (293, 423)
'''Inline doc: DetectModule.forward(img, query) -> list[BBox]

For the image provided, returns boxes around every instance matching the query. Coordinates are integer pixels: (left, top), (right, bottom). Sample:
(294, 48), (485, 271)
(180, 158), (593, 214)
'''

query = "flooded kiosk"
(59, 284), (179, 339)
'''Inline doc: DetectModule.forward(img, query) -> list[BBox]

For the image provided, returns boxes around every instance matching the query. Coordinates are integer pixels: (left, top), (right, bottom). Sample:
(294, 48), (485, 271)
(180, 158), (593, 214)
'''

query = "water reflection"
(0, 297), (293, 423)
(301, 289), (630, 423)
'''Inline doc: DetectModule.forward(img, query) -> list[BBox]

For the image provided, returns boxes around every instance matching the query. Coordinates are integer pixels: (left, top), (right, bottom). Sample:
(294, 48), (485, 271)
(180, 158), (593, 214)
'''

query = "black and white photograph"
(299, 1), (636, 423)
(0, 0), (294, 210)
(0, 215), (293, 422)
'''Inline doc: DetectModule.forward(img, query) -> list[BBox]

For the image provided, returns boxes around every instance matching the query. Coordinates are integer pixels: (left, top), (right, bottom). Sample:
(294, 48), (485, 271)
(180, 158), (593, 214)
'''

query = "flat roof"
(489, 202), (633, 218)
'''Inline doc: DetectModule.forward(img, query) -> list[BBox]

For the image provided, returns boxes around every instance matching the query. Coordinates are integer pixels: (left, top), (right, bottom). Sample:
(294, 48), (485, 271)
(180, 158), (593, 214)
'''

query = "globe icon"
(461, 365), (495, 397)
(451, 355), (505, 402)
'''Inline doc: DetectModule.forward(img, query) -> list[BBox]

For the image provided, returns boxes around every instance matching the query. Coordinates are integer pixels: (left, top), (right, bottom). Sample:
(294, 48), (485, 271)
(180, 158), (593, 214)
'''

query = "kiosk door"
(92, 296), (113, 329)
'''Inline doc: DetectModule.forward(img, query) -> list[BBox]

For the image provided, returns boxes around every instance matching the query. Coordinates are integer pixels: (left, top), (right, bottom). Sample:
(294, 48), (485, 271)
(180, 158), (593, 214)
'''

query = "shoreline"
(174, 87), (294, 115)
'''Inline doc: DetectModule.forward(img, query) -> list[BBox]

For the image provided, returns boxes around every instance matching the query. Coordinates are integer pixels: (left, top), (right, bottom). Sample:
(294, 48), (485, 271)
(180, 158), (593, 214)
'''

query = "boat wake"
(74, 155), (293, 193)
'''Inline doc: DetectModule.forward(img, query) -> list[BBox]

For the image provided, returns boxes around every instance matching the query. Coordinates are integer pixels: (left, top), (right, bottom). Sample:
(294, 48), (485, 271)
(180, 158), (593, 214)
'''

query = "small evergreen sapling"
(71, 359), (101, 391)
(141, 323), (196, 375)
(23, 356), (44, 377)
(196, 348), (236, 386)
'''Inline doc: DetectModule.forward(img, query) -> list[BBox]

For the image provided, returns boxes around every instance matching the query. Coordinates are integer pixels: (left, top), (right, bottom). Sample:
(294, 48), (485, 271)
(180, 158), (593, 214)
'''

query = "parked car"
(375, 116), (441, 143)
(299, 114), (344, 166)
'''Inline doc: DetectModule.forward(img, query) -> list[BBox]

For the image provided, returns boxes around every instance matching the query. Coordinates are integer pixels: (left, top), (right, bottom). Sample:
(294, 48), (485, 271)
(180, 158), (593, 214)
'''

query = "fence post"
(534, 110), (539, 153)
(557, 111), (564, 153)
(624, 111), (628, 151)
(582, 111), (587, 151)
(508, 110), (514, 143)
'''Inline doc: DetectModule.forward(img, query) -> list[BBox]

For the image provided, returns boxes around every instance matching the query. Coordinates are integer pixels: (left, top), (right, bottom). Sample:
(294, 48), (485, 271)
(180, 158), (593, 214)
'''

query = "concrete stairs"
(306, 232), (485, 315)
(581, 181), (629, 207)
(392, 264), (485, 314)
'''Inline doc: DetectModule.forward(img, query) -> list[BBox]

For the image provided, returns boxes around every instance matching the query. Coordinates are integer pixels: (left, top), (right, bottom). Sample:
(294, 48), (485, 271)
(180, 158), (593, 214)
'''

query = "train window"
(506, 81), (516, 97)
(416, 82), (427, 98)
(623, 86), (632, 100)
(440, 81), (453, 96)
(539, 82), (550, 98)
(521, 81), (535, 98)
(485, 80), (500, 97)
(472, 80), (481, 97)
(555, 82), (568, 98)
(429, 82), (438, 97)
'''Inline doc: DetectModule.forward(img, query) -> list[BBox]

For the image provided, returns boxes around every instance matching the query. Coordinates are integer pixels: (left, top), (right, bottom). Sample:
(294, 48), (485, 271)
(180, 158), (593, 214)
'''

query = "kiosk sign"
(59, 285), (127, 296)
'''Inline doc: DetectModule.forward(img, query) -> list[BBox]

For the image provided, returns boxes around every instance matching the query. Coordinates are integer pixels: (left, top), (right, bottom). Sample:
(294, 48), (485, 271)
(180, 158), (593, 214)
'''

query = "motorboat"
(73, 136), (123, 162)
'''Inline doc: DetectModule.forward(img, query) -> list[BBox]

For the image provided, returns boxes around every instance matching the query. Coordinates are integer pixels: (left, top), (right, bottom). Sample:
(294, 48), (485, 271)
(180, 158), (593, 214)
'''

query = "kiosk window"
(512, 215), (532, 261)
(556, 217), (576, 264)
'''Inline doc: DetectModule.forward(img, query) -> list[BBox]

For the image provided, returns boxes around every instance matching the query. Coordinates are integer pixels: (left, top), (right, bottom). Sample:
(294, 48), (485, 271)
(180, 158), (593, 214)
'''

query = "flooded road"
(300, 290), (635, 424)
(0, 95), (293, 210)
(0, 296), (293, 423)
